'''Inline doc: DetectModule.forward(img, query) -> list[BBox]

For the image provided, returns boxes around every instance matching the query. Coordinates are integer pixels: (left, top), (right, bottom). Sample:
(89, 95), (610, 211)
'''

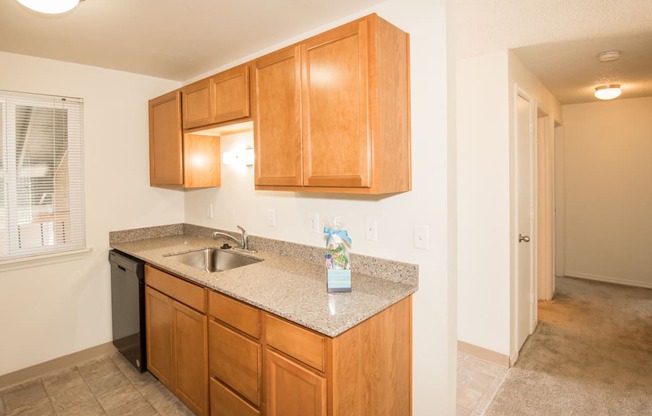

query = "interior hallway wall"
(562, 96), (652, 288)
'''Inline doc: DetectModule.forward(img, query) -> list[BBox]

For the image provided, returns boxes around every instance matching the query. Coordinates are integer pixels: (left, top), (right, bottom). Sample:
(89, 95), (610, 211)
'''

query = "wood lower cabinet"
(253, 13), (411, 194)
(148, 270), (411, 416)
(265, 350), (326, 416)
(145, 265), (209, 416)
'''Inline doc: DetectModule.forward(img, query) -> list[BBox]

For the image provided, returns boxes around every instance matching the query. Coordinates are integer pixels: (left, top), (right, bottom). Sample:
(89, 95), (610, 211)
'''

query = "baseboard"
(457, 340), (510, 368)
(564, 271), (652, 289)
(0, 342), (116, 390)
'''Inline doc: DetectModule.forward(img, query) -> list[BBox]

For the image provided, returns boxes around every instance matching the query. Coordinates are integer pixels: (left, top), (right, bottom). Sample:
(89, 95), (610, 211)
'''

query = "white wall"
(0, 51), (184, 376)
(456, 51), (562, 360)
(184, 0), (456, 413)
(456, 51), (511, 356)
(562, 97), (652, 288)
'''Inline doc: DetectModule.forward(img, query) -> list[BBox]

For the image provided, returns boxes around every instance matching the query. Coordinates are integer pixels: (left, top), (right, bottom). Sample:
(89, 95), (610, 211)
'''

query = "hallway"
(485, 276), (652, 415)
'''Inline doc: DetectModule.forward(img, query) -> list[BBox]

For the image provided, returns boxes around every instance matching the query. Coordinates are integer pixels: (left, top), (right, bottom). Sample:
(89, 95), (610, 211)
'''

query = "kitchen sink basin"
(167, 248), (262, 272)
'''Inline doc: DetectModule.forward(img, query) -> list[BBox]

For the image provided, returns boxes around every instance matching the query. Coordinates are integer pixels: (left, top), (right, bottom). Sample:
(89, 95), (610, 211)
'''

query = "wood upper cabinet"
(182, 79), (213, 129)
(253, 13), (411, 194)
(149, 91), (221, 189)
(149, 90), (183, 186)
(145, 266), (209, 416)
(182, 64), (251, 130)
(253, 45), (303, 187)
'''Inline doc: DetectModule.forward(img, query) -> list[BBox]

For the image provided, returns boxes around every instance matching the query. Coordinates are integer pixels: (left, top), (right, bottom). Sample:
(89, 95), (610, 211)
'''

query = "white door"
(516, 93), (534, 351)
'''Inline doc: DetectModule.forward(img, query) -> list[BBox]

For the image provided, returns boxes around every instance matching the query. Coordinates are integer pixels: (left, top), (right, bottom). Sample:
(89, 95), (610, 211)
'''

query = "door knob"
(519, 234), (530, 243)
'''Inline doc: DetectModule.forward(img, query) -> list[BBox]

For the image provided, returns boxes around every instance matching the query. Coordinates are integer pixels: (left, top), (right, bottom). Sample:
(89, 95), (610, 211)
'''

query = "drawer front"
(264, 314), (325, 372)
(210, 377), (260, 416)
(209, 320), (261, 406)
(145, 265), (207, 312)
(208, 291), (260, 339)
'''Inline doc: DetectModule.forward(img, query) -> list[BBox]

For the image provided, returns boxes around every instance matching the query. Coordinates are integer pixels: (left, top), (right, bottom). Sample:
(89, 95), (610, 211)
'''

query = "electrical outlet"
(207, 203), (213, 219)
(309, 212), (320, 233)
(414, 224), (430, 250)
(266, 209), (276, 227)
(365, 219), (378, 241)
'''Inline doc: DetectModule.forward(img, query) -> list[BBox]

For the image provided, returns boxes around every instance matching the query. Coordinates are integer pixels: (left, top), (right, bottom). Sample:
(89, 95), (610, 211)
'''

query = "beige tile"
(154, 399), (195, 416)
(86, 370), (129, 396)
(457, 385), (483, 410)
(464, 356), (508, 378)
(457, 405), (473, 416)
(2, 380), (47, 414)
(41, 367), (85, 395)
(106, 397), (157, 416)
(49, 384), (95, 412)
(96, 383), (142, 412)
(55, 399), (105, 416)
(458, 366), (498, 393)
(6, 397), (54, 416)
(78, 357), (121, 384)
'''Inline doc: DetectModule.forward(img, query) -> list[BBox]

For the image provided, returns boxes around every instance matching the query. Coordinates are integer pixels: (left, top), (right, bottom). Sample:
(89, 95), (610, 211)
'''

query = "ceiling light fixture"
(597, 50), (621, 62)
(594, 84), (622, 100)
(16, 0), (81, 14)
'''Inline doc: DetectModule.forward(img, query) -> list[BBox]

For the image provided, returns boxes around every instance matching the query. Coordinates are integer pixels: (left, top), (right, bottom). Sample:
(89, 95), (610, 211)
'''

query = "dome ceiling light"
(597, 50), (621, 62)
(16, 0), (82, 14)
(594, 84), (622, 100)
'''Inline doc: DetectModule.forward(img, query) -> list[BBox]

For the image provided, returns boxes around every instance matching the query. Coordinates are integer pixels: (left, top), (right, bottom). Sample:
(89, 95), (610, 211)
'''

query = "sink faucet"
(212, 225), (252, 252)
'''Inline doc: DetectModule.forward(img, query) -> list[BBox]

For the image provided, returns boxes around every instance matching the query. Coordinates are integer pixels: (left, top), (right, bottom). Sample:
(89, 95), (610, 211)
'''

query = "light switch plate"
(309, 213), (320, 233)
(266, 209), (276, 227)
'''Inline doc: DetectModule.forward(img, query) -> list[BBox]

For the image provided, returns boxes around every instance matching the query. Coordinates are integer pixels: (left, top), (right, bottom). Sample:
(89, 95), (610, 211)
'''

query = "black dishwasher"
(109, 250), (147, 372)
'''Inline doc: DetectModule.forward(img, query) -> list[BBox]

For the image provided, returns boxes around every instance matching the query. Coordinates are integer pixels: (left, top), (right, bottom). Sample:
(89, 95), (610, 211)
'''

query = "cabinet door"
(211, 64), (250, 124)
(301, 19), (370, 188)
(210, 378), (260, 416)
(173, 300), (209, 416)
(209, 320), (261, 406)
(145, 286), (173, 388)
(149, 90), (183, 186)
(182, 78), (213, 129)
(265, 350), (326, 416)
(183, 133), (221, 189)
(253, 45), (303, 186)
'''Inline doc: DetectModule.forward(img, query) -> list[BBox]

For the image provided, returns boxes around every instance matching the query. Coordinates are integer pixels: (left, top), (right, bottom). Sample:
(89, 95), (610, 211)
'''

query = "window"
(0, 90), (85, 261)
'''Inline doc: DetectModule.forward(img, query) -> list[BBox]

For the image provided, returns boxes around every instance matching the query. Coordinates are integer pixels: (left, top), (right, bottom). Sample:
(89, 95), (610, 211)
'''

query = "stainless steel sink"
(167, 248), (262, 272)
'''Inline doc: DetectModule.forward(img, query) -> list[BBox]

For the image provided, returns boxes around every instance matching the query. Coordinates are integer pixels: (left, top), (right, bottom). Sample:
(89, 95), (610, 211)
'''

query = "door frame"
(537, 109), (556, 301)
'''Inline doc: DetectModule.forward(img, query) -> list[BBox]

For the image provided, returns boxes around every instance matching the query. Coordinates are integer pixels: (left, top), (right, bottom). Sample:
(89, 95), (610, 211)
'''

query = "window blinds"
(0, 90), (85, 260)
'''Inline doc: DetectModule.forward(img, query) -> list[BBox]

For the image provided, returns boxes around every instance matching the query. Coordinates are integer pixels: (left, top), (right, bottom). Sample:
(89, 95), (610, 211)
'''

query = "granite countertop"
(110, 225), (418, 338)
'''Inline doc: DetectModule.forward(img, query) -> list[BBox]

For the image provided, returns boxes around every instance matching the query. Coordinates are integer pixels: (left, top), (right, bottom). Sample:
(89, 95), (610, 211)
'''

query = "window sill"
(0, 247), (93, 272)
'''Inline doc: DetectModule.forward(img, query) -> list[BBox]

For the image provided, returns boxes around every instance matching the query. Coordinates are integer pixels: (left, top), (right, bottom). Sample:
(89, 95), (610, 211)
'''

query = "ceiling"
(0, 0), (384, 81)
(454, 0), (652, 104)
(1, 0), (651, 104)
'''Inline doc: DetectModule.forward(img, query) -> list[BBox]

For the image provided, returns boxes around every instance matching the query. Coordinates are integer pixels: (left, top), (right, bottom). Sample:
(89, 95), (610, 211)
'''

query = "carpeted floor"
(485, 276), (652, 415)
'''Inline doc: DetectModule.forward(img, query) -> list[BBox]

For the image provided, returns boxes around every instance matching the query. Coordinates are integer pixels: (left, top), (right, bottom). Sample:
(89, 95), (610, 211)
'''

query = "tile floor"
(456, 352), (509, 415)
(0, 352), (192, 416)
(1, 349), (505, 415)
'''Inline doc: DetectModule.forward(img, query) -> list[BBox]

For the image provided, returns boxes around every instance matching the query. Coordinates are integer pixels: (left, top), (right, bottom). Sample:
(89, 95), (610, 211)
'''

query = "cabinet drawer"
(264, 314), (325, 372)
(209, 320), (261, 406)
(210, 377), (260, 416)
(208, 291), (260, 339)
(145, 265), (207, 313)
